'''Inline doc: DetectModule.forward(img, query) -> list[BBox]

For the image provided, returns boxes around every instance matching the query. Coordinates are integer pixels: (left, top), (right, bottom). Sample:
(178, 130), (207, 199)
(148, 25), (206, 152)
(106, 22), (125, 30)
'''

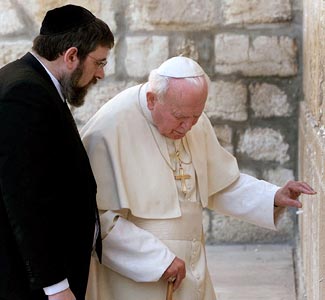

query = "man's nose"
(181, 119), (194, 131)
(95, 67), (105, 80)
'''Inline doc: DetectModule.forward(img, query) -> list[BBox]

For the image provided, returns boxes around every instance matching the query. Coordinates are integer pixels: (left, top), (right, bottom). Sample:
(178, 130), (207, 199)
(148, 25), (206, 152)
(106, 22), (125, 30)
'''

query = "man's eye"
(96, 61), (107, 68)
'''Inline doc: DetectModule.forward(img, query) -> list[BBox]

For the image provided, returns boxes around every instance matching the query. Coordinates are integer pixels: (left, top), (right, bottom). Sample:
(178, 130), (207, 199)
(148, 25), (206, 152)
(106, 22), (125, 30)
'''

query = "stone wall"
(0, 0), (302, 244)
(299, 0), (325, 299)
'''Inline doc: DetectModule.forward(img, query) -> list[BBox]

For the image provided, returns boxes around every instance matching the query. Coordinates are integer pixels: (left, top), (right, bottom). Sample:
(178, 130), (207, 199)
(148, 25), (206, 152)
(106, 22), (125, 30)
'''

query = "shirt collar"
(29, 51), (66, 102)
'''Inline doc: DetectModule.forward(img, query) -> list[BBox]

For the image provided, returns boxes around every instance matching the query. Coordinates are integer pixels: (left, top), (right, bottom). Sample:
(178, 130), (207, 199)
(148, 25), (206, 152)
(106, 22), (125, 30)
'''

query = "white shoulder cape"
(81, 84), (240, 219)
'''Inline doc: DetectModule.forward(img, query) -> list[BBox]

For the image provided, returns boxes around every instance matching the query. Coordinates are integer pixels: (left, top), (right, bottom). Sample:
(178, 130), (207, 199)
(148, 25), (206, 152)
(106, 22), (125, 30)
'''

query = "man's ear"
(146, 92), (156, 111)
(63, 47), (79, 70)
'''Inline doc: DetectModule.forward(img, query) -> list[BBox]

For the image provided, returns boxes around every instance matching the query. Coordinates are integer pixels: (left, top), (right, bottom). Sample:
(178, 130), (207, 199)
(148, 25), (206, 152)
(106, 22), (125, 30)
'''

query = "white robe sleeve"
(100, 210), (176, 282)
(209, 173), (283, 230)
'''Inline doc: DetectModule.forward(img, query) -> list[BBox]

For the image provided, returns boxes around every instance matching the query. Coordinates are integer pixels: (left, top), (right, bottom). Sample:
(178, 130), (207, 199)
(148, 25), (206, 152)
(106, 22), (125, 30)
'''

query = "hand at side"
(161, 257), (186, 290)
(48, 288), (76, 300)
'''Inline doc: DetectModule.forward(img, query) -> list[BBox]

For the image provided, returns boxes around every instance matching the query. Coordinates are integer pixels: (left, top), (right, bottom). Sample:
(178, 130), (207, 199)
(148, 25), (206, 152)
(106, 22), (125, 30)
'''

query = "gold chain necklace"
(175, 139), (192, 165)
(174, 140), (193, 194)
(148, 125), (178, 172)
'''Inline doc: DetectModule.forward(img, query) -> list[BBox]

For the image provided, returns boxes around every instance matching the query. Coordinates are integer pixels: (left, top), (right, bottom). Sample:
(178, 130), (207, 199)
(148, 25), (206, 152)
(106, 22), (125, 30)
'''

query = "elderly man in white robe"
(81, 56), (315, 300)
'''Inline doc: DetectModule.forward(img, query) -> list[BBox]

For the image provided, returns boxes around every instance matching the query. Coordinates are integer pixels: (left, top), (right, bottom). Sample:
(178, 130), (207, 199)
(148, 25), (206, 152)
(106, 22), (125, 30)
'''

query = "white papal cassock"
(81, 83), (282, 300)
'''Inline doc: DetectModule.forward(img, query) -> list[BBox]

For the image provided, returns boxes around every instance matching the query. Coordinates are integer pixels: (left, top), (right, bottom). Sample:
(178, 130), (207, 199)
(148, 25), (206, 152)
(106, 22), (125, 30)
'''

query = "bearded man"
(0, 4), (114, 300)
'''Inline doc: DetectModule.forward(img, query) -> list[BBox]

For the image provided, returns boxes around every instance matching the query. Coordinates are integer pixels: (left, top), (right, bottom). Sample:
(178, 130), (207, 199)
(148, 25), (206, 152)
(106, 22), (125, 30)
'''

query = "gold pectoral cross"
(174, 166), (191, 194)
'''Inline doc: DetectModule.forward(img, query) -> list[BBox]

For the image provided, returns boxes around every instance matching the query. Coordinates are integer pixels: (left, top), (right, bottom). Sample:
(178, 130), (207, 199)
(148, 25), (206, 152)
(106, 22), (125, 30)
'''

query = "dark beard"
(60, 64), (96, 107)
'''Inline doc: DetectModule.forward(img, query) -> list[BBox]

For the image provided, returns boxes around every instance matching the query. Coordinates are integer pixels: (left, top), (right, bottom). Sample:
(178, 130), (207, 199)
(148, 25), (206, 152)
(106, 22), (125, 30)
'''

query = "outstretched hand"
(274, 180), (316, 208)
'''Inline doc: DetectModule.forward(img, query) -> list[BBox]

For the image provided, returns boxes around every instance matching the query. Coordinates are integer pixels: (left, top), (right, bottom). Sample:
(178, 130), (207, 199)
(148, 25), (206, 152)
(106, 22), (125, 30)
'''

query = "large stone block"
(125, 36), (169, 78)
(215, 34), (249, 64)
(205, 80), (248, 121)
(222, 0), (292, 25)
(249, 83), (291, 118)
(238, 128), (290, 163)
(215, 34), (298, 76)
(126, 0), (220, 31)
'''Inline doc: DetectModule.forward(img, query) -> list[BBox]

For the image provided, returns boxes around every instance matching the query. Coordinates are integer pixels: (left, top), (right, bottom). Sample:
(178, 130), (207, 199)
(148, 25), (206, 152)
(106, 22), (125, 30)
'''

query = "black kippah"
(40, 4), (96, 35)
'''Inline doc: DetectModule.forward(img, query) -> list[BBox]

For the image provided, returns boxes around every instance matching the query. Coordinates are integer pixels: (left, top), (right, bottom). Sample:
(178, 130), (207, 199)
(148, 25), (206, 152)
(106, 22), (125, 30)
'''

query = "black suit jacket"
(0, 53), (99, 300)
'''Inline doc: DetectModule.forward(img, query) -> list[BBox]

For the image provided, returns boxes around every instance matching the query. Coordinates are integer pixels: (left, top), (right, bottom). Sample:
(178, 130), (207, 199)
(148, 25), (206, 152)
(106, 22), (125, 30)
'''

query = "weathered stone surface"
(17, 0), (103, 33)
(222, 0), (292, 25)
(105, 47), (116, 76)
(215, 34), (249, 64)
(299, 102), (325, 300)
(249, 83), (291, 118)
(238, 128), (290, 163)
(213, 125), (234, 154)
(174, 38), (199, 61)
(15, 0), (46, 34)
(0, 1), (25, 35)
(205, 80), (247, 121)
(240, 168), (258, 178)
(293, 0), (302, 11)
(215, 34), (298, 76)
(300, 1), (325, 295)
(125, 36), (169, 78)
(73, 80), (139, 127)
(126, 0), (220, 31)
(98, 0), (117, 32)
(0, 41), (32, 68)
(210, 209), (294, 244)
(202, 209), (210, 239)
(263, 167), (295, 186)
(303, 0), (325, 125)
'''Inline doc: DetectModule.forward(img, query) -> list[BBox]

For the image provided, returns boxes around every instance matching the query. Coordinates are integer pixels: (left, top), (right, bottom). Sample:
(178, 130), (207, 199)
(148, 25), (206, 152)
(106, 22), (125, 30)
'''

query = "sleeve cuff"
(43, 279), (69, 295)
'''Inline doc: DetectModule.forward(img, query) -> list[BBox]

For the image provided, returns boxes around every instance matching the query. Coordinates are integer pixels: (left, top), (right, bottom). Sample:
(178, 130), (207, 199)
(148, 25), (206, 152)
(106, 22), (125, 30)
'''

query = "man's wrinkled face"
(62, 46), (109, 107)
(147, 78), (208, 140)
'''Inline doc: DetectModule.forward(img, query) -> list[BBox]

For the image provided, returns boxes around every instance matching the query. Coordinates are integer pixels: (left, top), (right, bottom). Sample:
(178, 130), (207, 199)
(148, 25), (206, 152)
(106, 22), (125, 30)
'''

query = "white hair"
(147, 69), (210, 102)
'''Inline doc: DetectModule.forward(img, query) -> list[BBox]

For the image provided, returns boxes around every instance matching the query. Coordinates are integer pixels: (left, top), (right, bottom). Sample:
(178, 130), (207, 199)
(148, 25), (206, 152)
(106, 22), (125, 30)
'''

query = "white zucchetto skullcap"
(156, 56), (205, 78)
